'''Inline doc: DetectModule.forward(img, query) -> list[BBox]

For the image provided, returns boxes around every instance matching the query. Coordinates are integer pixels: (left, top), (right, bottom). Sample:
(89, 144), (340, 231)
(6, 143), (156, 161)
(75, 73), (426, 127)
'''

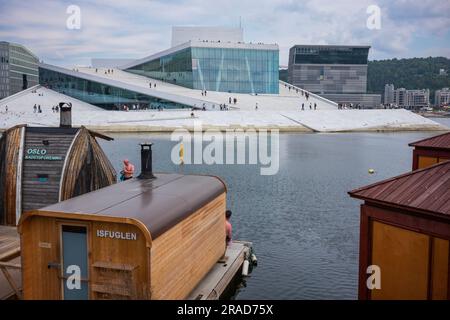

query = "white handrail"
(279, 80), (338, 107)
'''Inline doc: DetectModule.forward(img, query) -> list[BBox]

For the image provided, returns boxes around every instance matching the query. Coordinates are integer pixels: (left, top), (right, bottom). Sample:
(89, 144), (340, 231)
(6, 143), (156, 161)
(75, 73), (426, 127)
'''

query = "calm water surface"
(99, 117), (449, 300)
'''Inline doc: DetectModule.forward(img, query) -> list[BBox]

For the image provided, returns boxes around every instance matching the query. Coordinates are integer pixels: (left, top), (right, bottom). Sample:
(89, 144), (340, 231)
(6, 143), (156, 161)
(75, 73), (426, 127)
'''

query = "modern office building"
(288, 45), (381, 108)
(435, 88), (450, 106)
(404, 89), (429, 108)
(384, 84), (430, 108)
(0, 41), (39, 99)
(122, 40), (279, 94)
(384, 84), (395, 104)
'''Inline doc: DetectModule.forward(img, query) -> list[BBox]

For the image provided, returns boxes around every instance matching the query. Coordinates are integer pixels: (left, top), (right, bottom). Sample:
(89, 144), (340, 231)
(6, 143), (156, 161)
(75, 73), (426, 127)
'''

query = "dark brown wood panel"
(21, 131), (75, 213)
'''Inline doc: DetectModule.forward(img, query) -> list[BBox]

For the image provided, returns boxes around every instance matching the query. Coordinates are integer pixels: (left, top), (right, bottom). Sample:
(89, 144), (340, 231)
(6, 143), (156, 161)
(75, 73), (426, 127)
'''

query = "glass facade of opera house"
(39, 67), (191, 110)
(126, 46), (279, 94)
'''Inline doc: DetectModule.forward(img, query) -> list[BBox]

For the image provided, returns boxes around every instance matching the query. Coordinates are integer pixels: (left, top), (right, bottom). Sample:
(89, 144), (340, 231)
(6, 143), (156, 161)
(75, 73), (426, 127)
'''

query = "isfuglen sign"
(96, 229), (137, 241)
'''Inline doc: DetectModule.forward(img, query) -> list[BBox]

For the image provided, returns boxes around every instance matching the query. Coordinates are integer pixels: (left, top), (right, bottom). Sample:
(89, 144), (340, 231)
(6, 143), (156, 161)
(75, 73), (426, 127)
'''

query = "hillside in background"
(368, 57), (450, 103)
(281, 57), (450, 104)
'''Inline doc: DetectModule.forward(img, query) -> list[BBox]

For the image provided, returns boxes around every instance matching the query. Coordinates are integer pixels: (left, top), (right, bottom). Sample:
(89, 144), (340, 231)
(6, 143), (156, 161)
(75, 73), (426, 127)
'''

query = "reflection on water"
(98, 124), (448, 299)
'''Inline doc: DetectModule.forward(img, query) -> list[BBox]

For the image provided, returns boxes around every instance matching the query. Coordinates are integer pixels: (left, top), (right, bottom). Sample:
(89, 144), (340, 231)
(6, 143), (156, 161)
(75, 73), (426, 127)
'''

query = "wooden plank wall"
(90, 221), (149, 300)
(0, 133), (7, 224)
(0, 127), (23, 225)
(20, 216), (61, 299)
(21, 130), (75, 213)
(20, 216), (149, 300)
(150, 193), (227, 299)
(60, 128), (116, 201)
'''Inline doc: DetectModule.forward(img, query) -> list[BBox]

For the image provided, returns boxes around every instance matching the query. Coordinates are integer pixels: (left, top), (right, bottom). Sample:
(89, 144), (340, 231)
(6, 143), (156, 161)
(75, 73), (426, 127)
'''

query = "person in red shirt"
(225, 210), (232, 246)
(121, 159), (135, 181)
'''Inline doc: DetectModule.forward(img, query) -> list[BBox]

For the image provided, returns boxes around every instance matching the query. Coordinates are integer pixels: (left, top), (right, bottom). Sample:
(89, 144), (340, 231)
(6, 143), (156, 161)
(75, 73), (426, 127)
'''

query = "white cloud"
(0, 0), (448, 67)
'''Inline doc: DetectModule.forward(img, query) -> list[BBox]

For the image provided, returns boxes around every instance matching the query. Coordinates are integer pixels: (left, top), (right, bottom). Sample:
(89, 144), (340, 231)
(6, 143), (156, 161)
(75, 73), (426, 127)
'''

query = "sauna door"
(60, 225), (89, 300)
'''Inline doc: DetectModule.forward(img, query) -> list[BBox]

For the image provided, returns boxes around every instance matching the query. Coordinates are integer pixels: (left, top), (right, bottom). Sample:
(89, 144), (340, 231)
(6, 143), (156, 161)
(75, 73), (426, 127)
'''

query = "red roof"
(409, 131), (450, 150)
(349, 161), (450, 218)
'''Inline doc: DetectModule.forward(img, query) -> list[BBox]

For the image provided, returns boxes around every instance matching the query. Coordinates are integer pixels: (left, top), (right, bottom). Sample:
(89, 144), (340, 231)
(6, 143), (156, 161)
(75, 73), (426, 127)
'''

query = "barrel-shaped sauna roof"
(349, 161), (450, 219)
(409, 132), (450, 150)
(32, 173), (226, 239)
(0, 124), (116, 226)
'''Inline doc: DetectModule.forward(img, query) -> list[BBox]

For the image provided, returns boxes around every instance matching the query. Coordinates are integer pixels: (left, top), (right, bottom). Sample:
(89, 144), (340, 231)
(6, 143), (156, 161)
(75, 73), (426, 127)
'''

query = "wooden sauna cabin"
(349, 161), (450, 300)
(0, 104), (116, 226)
(409, 131), (450, 170)
(18, 144), (228, 300)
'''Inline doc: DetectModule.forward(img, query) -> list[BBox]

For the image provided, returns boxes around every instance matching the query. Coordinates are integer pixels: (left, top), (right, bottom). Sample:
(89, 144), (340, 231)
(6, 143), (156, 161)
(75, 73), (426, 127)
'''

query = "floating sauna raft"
(18, 162), (243, 299)
(0, 124), (116, 225)
(0, 227), (250, 300)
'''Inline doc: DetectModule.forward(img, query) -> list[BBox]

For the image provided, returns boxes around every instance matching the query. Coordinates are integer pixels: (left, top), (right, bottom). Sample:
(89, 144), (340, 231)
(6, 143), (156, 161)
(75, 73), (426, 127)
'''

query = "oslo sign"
(24, 148), (63, 161)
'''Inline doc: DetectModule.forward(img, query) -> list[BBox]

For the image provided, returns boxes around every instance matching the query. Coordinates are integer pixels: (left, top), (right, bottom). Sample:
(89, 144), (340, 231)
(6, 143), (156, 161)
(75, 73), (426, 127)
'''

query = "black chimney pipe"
(138, 143), (155, 179)
(59, 102), (72, 128)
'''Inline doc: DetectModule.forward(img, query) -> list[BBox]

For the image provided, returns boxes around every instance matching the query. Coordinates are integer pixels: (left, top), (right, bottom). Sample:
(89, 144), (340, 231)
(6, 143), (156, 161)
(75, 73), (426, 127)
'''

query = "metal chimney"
(138, 143), (155, 179)
(59, 102), (72, 128)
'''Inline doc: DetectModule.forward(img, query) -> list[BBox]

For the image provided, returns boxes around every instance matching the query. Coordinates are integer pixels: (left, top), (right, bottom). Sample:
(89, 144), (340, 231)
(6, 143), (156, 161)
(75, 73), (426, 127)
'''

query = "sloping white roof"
(40, 63), (217, 109)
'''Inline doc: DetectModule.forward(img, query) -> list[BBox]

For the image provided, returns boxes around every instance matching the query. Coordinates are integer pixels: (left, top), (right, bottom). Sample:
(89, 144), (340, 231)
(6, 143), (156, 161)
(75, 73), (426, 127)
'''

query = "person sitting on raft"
(120, 159), (135, 181)
(225, 210), (232, 246)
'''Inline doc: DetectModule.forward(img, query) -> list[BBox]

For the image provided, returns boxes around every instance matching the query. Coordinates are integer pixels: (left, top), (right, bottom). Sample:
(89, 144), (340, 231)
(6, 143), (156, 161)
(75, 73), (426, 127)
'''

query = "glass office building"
(292, 46), (369, 65)
(287, 45), (381, 108)
(39, 66), (191, 110)
(288, 45), (370, 94)
(0, 42), (39, 99)
(125, 42), (279, 94)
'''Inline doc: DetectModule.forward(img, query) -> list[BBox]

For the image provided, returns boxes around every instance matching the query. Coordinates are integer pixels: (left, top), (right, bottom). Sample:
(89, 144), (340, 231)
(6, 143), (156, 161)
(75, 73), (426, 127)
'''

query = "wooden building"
(349, 161), (450, 300)
(0, 108), (116, 225)
(409, 131), (450, 170)
(18, 144), (227, 299)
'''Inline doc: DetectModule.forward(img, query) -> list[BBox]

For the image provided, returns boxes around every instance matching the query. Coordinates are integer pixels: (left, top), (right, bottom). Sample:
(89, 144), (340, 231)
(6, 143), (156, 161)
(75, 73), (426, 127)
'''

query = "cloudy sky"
(0, 0), (449, 67)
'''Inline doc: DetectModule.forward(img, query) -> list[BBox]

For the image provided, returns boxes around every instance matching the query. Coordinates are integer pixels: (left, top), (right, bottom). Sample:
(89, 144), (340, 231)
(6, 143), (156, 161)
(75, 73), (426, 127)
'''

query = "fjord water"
(99, 119), (449, 300)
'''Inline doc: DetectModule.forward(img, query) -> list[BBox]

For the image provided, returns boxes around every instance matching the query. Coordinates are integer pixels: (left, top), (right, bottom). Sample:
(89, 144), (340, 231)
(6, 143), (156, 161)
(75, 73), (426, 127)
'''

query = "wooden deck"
(187, 241), (251, 300)
(0, 226), (21, 299)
